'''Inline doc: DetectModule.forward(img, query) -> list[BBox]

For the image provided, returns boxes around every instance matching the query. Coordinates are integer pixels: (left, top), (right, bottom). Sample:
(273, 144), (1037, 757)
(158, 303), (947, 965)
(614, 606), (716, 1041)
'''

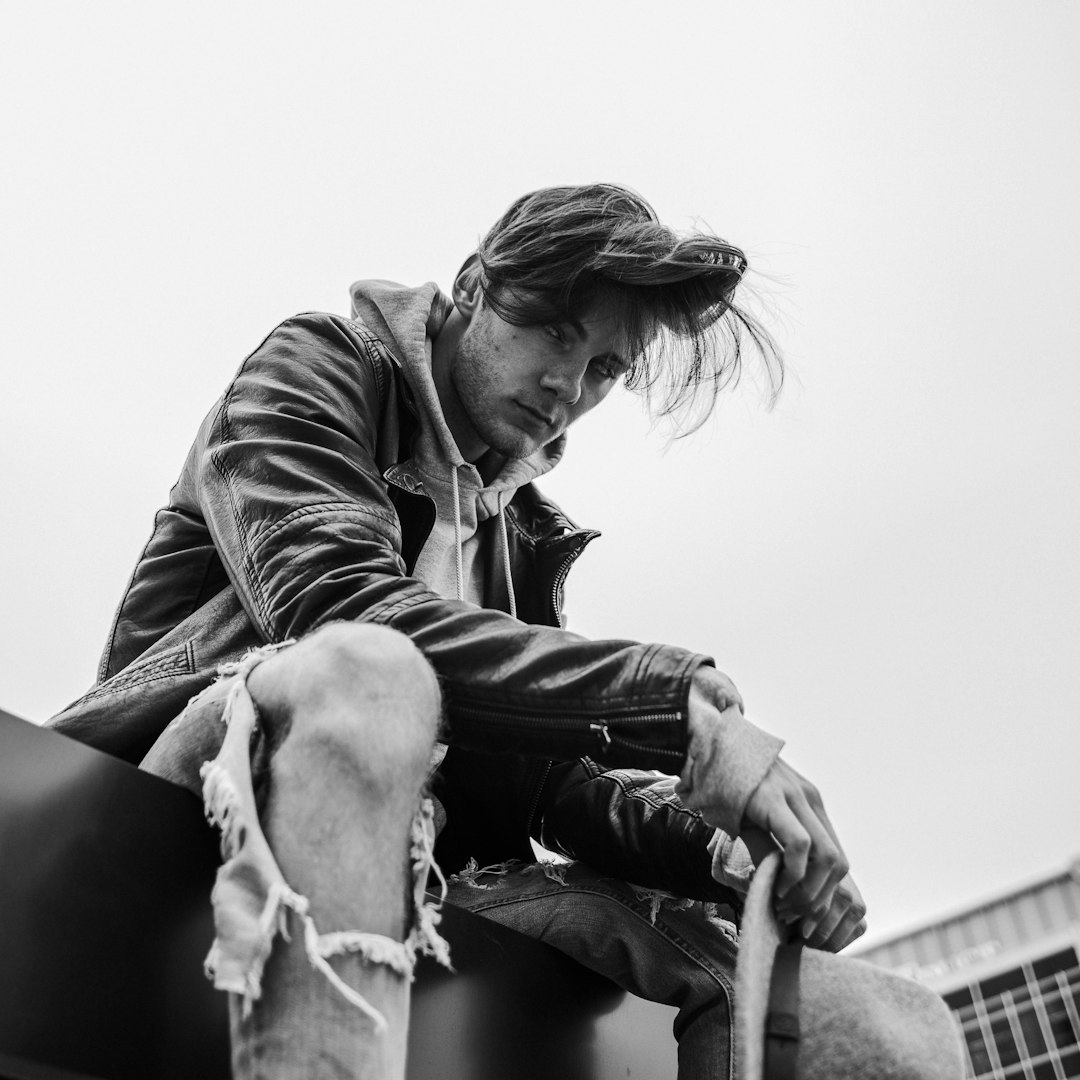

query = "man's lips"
(516, 402), (558, 427)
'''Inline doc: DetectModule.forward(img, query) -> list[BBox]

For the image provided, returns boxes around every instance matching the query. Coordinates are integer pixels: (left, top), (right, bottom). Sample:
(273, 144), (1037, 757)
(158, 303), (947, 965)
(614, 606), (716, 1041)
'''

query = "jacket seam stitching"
(249, 501), (401, 555)
(356, 332), (392, 403)
(601, 772), (704, 819)
(630, 642), (662, 687)
(363, 587), (443, 623)
(504, 505), (541, 546)
(79, 641), (197, 702)
(210, 446), (273, 634)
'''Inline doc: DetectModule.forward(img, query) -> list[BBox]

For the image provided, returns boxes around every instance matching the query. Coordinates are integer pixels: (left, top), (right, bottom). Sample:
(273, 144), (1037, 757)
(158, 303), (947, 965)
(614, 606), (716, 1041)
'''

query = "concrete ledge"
(0, 709), (676, 1080)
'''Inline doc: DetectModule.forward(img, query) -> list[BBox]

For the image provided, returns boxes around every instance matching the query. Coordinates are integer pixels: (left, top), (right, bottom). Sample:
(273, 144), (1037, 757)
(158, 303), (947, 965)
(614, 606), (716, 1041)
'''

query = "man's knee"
(247, 623), (440, 784)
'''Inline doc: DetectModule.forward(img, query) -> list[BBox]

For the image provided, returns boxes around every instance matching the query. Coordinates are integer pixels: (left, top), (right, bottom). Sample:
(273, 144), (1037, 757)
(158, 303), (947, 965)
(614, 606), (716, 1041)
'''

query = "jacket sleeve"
(194, 313), (710, 771)
(536, 759), (745, 908)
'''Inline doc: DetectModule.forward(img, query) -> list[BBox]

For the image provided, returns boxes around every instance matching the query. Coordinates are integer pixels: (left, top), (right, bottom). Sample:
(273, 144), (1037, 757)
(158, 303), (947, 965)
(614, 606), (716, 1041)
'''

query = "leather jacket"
(50, 311), (734, 902)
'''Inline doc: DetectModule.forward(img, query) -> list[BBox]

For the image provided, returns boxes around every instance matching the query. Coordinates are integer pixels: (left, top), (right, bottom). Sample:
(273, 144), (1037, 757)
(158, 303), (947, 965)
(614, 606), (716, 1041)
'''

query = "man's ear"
(451, 253), (484, 318)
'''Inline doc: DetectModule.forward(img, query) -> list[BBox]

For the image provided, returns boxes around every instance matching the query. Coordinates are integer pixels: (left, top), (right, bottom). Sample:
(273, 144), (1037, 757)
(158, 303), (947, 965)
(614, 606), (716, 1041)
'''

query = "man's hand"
(741, 758), (848, 918)
(680, 666), (867, 950)
(741, 762), (867, 951)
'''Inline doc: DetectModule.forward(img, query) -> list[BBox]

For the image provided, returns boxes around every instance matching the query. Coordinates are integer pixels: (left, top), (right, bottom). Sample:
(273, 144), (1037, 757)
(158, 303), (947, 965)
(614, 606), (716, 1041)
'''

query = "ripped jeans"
(143, 630), (739, 1080)
(445, 859), (740, 1080)
(141, 629), (452, 1080)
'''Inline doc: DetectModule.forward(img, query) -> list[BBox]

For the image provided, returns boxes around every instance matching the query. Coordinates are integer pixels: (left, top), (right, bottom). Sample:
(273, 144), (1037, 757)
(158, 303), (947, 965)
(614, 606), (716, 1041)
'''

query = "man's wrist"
(680, 688), (784, 835)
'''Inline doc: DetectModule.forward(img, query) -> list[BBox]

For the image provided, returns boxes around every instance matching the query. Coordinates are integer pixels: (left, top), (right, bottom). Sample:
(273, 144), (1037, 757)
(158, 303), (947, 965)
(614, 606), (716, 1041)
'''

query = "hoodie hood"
(348, 278), (564, 509)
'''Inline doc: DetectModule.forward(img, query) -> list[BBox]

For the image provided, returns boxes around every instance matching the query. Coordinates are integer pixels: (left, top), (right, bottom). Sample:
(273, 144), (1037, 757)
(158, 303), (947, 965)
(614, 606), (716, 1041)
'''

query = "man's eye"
(544, 325), (565, 344)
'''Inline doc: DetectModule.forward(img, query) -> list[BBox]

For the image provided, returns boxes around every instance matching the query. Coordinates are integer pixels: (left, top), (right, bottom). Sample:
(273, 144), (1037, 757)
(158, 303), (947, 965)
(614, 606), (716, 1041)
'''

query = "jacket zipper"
(453, 705), (686, 765)
(551, 553), (575, 624)
(526, 759), (554, 837)
(550, 532), (598, 624)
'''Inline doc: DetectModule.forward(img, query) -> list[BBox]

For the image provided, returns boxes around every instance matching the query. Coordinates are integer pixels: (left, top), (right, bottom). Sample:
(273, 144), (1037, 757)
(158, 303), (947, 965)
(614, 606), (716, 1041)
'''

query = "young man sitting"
(49, 184), (959, 1079)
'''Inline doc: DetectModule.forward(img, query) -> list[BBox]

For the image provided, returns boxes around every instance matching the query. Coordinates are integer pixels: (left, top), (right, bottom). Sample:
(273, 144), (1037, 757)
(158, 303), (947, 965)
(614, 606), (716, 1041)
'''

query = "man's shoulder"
(239, 311), (400, 387)
(214, 313), (408, 440)
(263, 311), (397, 360)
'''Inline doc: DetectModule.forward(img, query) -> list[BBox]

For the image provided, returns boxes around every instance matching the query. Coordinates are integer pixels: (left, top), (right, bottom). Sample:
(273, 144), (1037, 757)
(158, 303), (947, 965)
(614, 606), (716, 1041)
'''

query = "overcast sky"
(2, 1), (1077, 945)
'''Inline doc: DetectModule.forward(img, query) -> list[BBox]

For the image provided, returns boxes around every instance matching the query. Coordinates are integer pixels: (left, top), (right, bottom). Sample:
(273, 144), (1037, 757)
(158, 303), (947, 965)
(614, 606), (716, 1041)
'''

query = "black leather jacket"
(50, 312), (734, 902)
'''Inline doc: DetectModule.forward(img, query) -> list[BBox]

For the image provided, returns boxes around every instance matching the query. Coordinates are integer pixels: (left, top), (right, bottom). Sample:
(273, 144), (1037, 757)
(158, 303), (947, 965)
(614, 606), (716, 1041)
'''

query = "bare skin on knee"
(245, 624), (441, 940)
(211, 626), (444, 1080)
(247, 624), (440, 765)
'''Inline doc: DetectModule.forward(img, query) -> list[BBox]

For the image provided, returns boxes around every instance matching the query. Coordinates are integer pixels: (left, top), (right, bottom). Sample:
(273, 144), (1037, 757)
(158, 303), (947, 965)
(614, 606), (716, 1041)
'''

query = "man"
(50, 184), (906, 1078)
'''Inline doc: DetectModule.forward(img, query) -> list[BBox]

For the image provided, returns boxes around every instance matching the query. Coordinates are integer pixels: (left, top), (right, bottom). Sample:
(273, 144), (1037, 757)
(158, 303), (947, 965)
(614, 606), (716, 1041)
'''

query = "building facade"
(855, 859), (1080, 1079)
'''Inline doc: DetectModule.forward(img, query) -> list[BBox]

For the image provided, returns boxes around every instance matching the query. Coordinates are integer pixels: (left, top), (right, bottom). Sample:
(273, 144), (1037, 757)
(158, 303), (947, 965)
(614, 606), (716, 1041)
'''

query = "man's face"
(447, 294), (629, 461)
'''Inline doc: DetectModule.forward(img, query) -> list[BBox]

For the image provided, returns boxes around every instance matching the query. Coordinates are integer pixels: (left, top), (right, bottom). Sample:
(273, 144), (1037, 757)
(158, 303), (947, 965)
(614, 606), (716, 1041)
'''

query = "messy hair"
(464, 183), (783, 434)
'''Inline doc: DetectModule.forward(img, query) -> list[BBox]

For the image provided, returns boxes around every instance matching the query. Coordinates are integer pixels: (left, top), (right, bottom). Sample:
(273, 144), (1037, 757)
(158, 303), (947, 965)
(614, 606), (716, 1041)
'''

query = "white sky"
(2, 1), (1077, 945)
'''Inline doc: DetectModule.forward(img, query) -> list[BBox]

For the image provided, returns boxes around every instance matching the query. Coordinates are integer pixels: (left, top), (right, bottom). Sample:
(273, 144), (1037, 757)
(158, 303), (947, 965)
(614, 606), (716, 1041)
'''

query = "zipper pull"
(589, 722), (612, 752)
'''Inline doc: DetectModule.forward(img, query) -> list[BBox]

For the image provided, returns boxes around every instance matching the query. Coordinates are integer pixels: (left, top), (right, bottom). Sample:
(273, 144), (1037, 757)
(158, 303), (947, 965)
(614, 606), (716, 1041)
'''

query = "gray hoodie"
(349, 279), (566, 616)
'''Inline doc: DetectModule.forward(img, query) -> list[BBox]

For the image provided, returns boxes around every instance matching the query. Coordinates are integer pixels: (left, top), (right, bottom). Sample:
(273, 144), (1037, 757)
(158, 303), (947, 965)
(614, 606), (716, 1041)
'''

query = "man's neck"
(430, 308), (487, 464)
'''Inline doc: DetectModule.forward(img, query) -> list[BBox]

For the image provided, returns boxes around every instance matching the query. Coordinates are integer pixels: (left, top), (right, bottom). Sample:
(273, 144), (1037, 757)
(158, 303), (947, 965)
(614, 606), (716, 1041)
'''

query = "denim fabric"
(445, 861), (739, 1080)
(141, 645), (451, 1080)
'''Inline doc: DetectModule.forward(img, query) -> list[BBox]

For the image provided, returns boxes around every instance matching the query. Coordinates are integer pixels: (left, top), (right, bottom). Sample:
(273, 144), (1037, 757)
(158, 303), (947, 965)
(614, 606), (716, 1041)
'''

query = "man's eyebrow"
(563, 318), (629, 369)
(566, 318), (621, 350)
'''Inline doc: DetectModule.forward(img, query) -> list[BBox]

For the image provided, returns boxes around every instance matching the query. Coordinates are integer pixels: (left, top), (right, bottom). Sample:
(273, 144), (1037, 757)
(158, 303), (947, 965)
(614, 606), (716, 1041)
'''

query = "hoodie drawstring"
(451, 468), (516, 619)
(451, 466), (465, 603)
(445, 467), (517, 618)
(497, 492), (517, 620)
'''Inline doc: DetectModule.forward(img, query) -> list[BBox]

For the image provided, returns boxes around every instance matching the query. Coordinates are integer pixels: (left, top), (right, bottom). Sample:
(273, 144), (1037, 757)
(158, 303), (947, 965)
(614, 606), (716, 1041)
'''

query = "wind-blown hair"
(464, 183), (783, 433)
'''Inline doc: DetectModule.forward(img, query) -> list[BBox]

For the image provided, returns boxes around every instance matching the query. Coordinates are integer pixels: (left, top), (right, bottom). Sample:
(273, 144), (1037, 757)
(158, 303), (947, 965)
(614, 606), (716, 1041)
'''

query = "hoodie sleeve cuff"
(719, 713), (785, 835)
(679, 709), (785, 837)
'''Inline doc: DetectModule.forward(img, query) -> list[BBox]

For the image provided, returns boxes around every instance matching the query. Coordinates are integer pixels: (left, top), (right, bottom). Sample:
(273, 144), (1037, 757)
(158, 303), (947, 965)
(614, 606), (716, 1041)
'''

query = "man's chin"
(481, 425), (545, 461)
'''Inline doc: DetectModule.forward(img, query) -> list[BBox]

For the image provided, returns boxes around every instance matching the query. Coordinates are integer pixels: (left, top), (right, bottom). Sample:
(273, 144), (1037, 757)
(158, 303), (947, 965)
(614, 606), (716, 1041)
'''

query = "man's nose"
(540, 360), (586, 405)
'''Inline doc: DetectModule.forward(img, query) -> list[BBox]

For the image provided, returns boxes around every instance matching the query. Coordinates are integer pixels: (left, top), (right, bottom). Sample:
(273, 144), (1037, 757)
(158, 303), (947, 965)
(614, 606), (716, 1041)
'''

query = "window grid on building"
(944, 948), (1080, 1079)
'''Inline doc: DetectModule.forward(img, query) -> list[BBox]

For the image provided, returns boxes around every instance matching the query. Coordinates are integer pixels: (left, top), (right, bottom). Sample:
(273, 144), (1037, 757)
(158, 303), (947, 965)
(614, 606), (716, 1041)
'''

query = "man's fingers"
(745, 764), (849, 916)
(777, 792), (847, 904)
(741, 757), (860, 927)
(800, 873), (868, 951)
(757, 800), (813, 896)
(801, 897), (850, 948)
(811, 903), (868, 952)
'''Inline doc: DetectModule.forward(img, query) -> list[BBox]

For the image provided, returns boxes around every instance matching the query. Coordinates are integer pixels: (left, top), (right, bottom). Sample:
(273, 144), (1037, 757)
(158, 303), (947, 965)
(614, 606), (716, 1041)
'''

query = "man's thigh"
(140, 675), (239, 794)
(445, 860), (738, 1014)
